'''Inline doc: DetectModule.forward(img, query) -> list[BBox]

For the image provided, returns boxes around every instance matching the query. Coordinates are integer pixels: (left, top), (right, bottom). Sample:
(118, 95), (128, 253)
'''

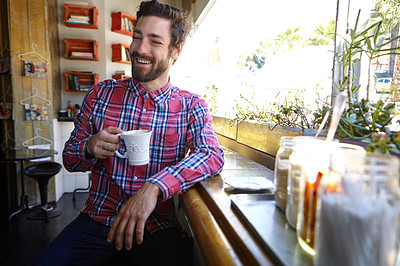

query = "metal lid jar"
(274, 136), (295, 211)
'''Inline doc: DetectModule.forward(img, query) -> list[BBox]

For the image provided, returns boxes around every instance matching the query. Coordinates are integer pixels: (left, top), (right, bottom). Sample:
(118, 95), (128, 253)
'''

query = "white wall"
(53, 119), (91, 200)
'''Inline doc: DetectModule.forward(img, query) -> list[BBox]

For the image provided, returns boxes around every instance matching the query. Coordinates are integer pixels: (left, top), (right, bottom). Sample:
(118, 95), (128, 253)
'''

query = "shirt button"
(134, 176), (138, 180)
(143, 108), (146, 112)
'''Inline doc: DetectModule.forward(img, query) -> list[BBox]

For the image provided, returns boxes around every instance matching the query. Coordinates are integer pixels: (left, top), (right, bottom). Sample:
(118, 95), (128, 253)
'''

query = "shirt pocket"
(151, 128), (184, 165)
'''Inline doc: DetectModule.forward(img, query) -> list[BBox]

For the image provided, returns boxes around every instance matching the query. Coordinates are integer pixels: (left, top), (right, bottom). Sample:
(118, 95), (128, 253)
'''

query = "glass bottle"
(274, 136), (295, 211)
(67, 100), (72, 117)
(315, 152), (400, 266)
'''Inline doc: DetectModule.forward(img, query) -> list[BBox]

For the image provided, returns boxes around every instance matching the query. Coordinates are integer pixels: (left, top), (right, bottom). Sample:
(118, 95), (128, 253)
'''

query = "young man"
(34, 1), (224, 265)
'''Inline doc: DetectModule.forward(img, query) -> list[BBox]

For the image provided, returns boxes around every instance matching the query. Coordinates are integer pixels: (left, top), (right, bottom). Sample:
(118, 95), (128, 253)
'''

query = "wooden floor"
(0, 192), (87, 266)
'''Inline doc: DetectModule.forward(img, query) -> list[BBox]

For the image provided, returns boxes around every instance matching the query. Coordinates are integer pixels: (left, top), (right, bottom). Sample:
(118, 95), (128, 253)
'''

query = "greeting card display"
(23, 60), (48, 79)
(24, 103), (48, 120)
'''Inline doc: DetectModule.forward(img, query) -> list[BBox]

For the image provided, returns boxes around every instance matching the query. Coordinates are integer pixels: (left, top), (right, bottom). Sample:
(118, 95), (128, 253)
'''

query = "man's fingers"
(100, 129), (122, 145)
(114, 219), (128, 251)
(105, 126), (124, 135)
(107, 215), (121, 243)
(135, 220), (146, 245)
(88, 127), (123, 159)
(124, 219), (137, 250)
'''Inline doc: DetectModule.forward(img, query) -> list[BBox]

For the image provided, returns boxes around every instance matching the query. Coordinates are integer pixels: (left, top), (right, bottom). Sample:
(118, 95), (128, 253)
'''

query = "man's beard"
(131, 52), (170, 83)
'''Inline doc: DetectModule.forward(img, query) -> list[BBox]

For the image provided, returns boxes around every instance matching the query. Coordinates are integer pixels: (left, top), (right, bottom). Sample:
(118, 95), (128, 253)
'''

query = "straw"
(326, 92), (347, 141)
(315, 109), (330, 138)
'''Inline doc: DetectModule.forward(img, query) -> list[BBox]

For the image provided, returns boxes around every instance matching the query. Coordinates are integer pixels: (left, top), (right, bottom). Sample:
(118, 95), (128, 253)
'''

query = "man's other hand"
(107, 182), (161, 250)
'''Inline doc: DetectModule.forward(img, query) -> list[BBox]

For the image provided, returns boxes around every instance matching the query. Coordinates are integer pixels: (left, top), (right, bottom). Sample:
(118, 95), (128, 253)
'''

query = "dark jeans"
(33, 213), (190, 266)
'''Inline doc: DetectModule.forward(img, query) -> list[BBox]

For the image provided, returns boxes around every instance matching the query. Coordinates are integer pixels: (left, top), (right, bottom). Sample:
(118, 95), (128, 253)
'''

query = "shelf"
(64, 71), (98, 92)
(112, 74), (131, 80)
(64, 39), (99, 61)
(64, 4), (98, 29)
(112, 44), (131, 64)
(111, 12), (136, 37)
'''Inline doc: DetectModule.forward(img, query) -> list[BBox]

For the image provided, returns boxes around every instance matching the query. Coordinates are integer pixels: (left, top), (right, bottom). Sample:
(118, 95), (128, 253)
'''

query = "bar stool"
(24, 161), (62, 222)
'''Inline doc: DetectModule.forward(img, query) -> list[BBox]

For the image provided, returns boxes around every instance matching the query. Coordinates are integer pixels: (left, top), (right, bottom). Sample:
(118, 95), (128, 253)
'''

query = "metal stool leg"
(73, 173), (91, 201)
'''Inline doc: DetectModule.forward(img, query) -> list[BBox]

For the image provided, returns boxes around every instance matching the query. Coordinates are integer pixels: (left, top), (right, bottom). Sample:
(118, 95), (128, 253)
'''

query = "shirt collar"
(128, 78), (172, 104)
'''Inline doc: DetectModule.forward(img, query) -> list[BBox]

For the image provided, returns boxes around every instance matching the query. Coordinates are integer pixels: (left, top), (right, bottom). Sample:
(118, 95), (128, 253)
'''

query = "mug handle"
(115, 133), (127, 158)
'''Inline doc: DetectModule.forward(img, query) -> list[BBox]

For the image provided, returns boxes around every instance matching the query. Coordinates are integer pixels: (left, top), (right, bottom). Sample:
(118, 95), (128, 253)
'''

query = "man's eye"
(152, 40), (162, 45)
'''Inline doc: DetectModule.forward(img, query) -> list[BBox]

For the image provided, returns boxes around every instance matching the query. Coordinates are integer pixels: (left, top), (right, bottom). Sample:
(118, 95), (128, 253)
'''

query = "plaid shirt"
(63, 78), (224, 233)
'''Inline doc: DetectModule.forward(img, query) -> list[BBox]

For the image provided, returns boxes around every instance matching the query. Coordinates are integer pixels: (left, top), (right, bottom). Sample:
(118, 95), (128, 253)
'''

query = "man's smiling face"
(130, 16), (174, 85)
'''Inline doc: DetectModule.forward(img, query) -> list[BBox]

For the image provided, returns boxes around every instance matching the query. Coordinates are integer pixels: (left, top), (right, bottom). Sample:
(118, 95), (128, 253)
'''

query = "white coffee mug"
(115, 129), (152, 165)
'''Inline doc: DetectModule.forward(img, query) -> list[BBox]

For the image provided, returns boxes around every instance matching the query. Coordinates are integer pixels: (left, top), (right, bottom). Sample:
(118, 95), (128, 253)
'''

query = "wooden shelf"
(112, 74), (131, 80)
(64, 4), (98, 29)
(64, 39), (99, 61)
(112, 44), (131, 64)
(64, 71), (98, 92)
(111, 12), (136, 37)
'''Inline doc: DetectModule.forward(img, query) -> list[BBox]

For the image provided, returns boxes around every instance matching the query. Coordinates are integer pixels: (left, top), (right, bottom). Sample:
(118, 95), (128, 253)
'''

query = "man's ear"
(171, 43), (184, 61)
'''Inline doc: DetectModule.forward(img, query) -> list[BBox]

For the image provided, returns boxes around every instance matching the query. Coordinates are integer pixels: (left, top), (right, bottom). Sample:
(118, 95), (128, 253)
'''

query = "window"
(173, 0), (400, 122)
(173, 0), (338, 117)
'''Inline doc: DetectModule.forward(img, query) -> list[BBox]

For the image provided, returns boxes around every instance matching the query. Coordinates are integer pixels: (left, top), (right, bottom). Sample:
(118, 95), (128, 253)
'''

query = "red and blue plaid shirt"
(63, 77), (224, 233)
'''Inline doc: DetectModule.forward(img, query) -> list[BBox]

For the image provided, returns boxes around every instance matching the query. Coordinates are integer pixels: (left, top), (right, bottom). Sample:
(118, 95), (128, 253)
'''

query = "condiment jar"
(315, 152), (400, 266)
(274, 136), (295, 211)
(286, 137), (325, 229)
(296, 142), (364, 256)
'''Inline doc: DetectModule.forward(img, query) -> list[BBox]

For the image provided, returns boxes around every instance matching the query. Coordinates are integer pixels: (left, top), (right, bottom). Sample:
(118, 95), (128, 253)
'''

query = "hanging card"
(23, 60), (48, 79)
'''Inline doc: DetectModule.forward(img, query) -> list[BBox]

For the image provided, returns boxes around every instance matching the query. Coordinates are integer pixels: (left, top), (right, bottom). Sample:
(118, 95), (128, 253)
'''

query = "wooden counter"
(180, 147), (313, 266)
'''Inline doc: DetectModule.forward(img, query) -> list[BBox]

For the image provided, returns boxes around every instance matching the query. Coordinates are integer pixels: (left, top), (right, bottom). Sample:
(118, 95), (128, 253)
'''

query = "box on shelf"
(112, 44), (131, 64)
(64, 39), (99, 61)
(111, 12), (136, 37)
(64, 4), (98, 29)
(64, 71), (98, 92)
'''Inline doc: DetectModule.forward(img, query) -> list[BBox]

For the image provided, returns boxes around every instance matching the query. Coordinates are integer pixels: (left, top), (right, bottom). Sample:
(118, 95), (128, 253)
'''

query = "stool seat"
(24, 161), (62, 179)
(24, 161), (62, 222)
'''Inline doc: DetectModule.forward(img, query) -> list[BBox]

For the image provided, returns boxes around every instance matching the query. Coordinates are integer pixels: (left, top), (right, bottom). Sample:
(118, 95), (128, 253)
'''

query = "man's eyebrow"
(148, 33), (165, 42)
(132, 29), (165, 42)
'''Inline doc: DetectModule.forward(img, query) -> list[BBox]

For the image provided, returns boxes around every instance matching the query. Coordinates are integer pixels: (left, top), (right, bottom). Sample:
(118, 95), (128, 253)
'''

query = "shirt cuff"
(147, 171), (181, 200)
(83, 141), (97, 162)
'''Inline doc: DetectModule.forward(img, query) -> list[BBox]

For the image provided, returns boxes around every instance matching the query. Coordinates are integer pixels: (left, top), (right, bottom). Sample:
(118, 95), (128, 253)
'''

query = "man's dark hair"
(136, 0), (192, 51)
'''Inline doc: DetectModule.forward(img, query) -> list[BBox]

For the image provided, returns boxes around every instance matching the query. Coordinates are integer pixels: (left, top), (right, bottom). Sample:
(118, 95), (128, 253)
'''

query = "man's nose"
(135, 39), (149, 55)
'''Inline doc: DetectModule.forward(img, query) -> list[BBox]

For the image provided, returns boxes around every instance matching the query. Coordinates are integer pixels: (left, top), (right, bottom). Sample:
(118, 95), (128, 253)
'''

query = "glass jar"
(274, 136), (295, 211)
(285, 138), (304, 228)
(286, 137), (332, 229)
(296, 142), (364, 256)
(315, 152), (400, 266)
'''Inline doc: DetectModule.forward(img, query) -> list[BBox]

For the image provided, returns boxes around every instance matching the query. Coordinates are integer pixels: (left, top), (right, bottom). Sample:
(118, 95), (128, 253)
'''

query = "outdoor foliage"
(230, 89), (330, 130)
(334, 10), (400, 153)
(203, 83), (219, 114)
